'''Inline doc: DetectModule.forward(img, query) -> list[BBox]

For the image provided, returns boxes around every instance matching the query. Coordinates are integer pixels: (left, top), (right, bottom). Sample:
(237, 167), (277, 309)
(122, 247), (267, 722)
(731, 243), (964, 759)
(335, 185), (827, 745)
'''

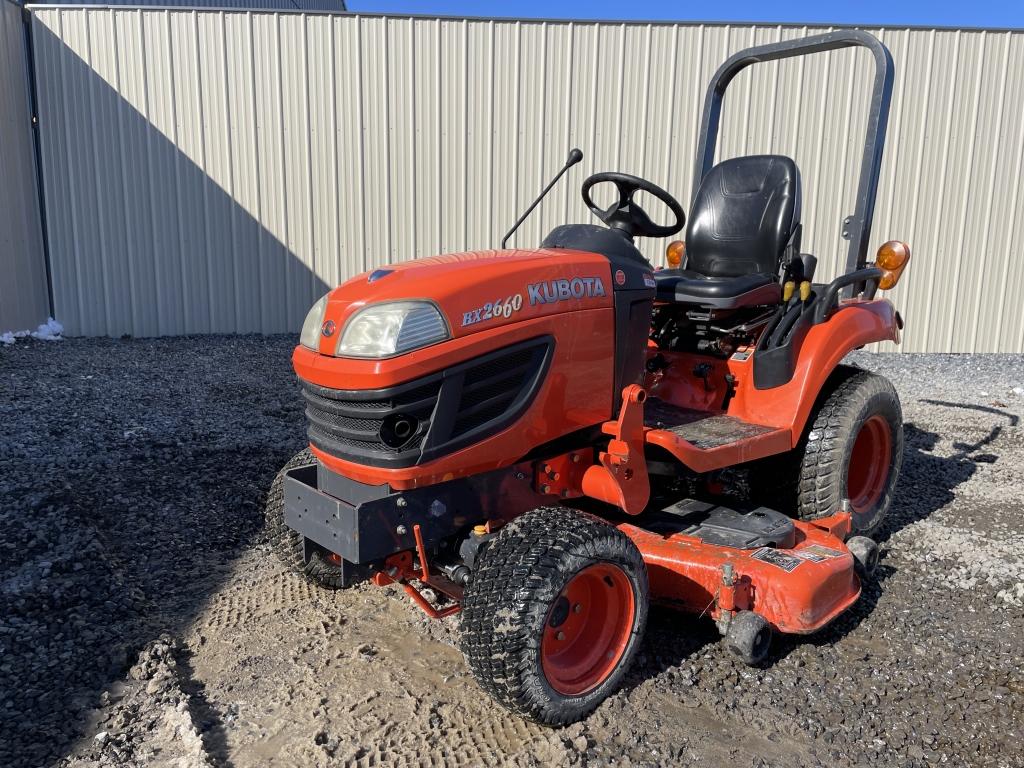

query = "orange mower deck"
(619, 512), (859, 635)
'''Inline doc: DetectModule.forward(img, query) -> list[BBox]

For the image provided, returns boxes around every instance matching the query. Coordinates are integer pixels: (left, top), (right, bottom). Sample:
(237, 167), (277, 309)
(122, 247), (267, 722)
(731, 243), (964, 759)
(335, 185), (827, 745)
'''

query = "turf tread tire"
(746, 365), (862, 512)
(264, 448), (349, 590)
(795, 367), (903, 536)
(459, 507), (648, 726)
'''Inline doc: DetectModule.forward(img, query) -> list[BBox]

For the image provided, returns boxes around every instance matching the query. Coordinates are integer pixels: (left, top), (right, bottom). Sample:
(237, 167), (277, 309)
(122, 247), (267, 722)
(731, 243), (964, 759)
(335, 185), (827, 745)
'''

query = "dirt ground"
(2, 337), (1023, 767)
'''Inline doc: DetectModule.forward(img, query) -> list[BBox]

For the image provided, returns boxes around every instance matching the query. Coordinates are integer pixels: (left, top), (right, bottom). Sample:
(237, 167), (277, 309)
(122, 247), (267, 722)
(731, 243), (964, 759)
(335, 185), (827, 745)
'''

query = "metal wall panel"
(27, 8), (1024, 350)
(27, 0), (348, 10)
(0, 0), (49, 332)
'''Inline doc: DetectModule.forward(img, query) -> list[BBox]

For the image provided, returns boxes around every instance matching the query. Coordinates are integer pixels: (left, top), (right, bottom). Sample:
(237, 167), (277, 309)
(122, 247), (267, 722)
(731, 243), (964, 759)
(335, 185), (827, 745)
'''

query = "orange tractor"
(266, 30), (910, 724)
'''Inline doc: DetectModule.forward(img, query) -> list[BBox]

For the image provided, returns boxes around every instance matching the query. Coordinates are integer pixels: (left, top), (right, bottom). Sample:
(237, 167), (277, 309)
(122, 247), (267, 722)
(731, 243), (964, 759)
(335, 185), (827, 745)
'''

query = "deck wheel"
(846, 535), (880, 579)
(460, 507), (649, 725)
(725, 611), (772, 666)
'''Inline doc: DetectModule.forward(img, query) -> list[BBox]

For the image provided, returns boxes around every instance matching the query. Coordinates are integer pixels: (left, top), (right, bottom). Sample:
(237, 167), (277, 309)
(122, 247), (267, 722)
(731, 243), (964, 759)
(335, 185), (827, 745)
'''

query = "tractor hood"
(312, 248), (615, 356)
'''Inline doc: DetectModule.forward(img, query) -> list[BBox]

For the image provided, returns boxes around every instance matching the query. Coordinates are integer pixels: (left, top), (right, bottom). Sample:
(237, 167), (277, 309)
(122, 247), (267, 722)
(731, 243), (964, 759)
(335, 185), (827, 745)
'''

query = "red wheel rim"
(846, 414), (893, 514)
(540, 563), (636, 696)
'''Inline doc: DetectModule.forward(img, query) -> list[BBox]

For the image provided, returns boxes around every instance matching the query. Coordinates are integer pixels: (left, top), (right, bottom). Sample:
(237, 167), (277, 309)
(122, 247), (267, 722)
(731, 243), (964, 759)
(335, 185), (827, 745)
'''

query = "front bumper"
(283, 455), (549, 566)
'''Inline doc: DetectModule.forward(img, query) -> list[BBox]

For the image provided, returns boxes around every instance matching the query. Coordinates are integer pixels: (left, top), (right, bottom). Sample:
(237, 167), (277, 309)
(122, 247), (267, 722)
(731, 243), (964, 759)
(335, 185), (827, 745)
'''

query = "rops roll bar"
(692, 30), (895, 274)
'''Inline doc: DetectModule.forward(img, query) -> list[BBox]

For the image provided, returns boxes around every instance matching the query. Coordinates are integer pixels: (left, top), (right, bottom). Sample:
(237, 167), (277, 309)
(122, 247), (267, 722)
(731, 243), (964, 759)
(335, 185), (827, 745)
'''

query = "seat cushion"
(686, 155), (801, 278)
(654, 269), (781, 308)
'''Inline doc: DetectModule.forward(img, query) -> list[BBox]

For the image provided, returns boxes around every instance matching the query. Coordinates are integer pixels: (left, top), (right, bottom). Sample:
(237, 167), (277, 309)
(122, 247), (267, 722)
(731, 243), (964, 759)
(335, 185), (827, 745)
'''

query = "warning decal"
(750, 547), (803, 572)
(794, 544), (844, 563)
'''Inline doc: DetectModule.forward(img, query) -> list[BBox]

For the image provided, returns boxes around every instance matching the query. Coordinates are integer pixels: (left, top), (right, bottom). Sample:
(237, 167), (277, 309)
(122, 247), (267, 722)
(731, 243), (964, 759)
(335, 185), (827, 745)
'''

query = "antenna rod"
(501, 148), (584, 249)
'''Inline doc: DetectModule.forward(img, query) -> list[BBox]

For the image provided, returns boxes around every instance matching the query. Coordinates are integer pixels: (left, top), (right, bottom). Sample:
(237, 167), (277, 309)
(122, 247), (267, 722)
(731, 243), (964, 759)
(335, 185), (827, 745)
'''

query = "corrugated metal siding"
(27, 9), (1024, 351)
(0, 0), (49, 332)
(27, 1), (348, 10)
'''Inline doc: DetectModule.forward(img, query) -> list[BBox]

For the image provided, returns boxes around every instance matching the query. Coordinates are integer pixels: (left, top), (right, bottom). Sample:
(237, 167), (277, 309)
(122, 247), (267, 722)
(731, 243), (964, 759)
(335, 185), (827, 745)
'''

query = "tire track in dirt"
(186, 553), (582, 767)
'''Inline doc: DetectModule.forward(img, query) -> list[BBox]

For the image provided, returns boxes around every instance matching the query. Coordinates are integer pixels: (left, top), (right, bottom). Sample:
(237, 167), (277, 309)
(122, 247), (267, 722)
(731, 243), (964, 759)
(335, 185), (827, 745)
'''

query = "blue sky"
(347, 1), (1024, 29)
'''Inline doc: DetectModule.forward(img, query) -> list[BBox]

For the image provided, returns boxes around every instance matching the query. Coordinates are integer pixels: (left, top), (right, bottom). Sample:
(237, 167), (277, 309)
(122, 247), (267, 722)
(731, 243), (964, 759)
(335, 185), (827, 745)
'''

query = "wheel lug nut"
(556, 631), (565, 641)
(573, 603), (582, 613)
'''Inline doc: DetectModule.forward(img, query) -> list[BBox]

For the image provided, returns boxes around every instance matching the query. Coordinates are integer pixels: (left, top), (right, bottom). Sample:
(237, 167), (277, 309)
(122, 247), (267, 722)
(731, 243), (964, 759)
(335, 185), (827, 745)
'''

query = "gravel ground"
(1, 336), (1023, 767)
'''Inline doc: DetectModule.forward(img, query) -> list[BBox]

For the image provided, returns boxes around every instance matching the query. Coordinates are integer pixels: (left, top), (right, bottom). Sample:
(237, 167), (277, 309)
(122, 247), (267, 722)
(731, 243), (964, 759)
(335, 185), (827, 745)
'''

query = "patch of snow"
(0, 318), (64, 345)
(33, 317), (64, 341)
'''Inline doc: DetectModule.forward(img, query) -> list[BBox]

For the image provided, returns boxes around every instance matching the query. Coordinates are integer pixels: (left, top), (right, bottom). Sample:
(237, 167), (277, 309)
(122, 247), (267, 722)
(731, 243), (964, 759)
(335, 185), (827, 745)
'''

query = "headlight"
(299, 293), (330, 350)
(337, 301), (449, 358)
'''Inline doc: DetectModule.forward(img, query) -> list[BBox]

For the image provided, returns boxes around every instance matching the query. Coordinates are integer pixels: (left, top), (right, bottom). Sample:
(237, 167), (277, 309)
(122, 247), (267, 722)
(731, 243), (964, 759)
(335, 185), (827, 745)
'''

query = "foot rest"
(643, 398), (777, 449)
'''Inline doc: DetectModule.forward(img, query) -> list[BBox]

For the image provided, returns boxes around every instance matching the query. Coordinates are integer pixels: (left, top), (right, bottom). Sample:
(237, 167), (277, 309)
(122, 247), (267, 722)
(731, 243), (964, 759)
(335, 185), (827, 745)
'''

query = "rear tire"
(264, 448), (350, 590)
(750, 366), (903, 537)
(460, 507), (649, 726)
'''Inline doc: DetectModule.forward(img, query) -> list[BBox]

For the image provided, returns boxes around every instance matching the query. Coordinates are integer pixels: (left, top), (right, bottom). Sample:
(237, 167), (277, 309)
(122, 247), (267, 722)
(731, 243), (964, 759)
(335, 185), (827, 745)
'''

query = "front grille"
(300, 337), (553, 468)
(301, 377), (442, 462)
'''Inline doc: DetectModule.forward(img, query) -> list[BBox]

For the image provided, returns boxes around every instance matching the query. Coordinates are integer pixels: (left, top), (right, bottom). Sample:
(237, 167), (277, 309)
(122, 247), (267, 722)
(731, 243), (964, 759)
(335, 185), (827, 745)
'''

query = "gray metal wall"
(0, 0), (49, 332)
(26, 7), (1024, 351)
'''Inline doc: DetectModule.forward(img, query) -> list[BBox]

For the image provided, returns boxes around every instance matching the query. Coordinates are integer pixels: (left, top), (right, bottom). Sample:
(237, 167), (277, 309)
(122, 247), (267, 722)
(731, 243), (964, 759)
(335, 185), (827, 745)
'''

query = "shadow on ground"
(880, 400), (1018, 542)
(179, 649), (233, 766)
(0, 336), (304, 767)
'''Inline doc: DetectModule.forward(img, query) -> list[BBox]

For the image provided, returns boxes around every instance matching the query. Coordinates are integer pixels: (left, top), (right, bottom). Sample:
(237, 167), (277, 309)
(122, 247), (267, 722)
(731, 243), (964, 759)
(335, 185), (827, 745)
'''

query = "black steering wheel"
(582, 171), (685, 239)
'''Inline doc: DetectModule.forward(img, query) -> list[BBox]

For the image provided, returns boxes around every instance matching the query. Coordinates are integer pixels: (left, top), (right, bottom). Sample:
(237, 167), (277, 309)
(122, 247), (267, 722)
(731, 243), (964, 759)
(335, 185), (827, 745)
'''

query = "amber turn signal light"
(666, 240), (685, 268)
(875, 240), (911, 290)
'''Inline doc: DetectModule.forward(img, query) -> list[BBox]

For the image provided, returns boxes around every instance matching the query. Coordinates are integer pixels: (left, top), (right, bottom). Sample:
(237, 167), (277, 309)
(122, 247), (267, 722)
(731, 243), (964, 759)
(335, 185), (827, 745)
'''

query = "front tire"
(459, 507), (649, 726)
(264, 448), (350, 590)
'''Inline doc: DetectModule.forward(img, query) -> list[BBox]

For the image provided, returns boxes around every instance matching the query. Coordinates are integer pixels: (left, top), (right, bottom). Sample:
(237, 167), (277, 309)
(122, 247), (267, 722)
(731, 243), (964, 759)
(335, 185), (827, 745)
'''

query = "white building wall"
(28, 8), (1024, 351)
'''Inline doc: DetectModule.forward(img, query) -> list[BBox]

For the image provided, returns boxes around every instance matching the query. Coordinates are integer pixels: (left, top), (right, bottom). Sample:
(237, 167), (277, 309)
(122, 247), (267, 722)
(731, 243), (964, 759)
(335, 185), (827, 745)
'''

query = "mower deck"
(618, 508), (860, 635)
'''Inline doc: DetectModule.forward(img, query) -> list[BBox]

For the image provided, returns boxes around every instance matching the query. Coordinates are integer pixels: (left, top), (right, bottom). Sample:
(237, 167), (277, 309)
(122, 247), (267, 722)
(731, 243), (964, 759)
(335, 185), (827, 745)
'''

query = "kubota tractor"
(265, 30), (911, 724)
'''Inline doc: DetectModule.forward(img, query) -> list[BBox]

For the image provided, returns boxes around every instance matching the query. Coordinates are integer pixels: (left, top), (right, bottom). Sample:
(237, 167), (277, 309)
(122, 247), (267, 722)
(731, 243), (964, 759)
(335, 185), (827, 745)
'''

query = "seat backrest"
(685, 155), (801, 278)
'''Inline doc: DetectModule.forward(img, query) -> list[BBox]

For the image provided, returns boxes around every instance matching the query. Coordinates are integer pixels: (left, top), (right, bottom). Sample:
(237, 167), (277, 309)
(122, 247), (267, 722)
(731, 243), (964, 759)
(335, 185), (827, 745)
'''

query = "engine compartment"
(649, 302), (778, 357)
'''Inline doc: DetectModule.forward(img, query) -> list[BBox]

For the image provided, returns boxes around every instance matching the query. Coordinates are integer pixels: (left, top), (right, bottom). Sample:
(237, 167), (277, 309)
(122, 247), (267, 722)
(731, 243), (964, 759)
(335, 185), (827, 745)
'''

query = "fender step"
(638, 398), (790, 472)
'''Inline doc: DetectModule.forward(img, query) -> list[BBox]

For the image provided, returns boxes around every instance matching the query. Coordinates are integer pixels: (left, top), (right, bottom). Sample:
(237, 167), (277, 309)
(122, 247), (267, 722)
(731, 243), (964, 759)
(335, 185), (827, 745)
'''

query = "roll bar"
(692, 30), (894, 274)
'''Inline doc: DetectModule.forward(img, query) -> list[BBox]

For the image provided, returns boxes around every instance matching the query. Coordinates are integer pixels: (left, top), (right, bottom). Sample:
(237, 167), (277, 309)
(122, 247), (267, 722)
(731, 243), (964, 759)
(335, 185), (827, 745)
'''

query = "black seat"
(653, 270), (780, 307)
(655, 155), (801, 308)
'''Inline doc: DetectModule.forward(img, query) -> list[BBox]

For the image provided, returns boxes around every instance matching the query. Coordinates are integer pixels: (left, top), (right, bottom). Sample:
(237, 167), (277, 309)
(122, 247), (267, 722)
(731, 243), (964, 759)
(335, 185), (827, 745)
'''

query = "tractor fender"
(729, 299), (900, 445)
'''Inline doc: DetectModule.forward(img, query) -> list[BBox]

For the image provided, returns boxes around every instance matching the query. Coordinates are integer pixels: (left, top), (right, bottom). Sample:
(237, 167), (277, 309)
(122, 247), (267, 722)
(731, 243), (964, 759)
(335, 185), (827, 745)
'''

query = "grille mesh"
(300, 337), (550, 467)
(451, 350), (539, 437)
(300, 377), (440, 459)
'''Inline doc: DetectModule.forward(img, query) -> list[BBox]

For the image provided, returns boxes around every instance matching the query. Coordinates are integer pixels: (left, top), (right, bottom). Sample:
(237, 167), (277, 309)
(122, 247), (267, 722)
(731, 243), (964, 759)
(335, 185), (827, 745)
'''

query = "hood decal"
(527, 276), (606, 306)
